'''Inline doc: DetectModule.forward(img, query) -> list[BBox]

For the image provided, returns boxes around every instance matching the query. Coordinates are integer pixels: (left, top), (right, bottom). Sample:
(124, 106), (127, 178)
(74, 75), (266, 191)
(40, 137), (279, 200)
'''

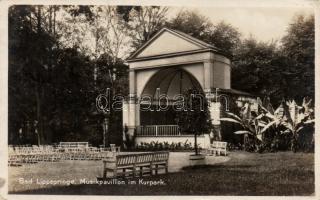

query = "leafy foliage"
(168, 10), (213, 42)
(220, 97), (314, 153)
(220, 102), (264, 152)
(262, 98), (314, 152)
(122, 6), (169, 50)
(232, 38), (285, 103)
(8, 6), (128, 146)
(175, 89), (212, 155)
(281, 15), (315, 100)
(232, 15), (314, 105)
(168, 10), (241, 56)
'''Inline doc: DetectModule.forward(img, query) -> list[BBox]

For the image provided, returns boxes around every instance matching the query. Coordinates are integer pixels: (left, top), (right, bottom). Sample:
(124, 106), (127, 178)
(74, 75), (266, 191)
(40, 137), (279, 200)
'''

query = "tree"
(281, 14), (315, 100)
(231, 38), (286, 105)
(9, 5), (61, 145)
(50, 47), (98, 143)
(9, 5), (117, 146)
(209, 21), (241, 56)
(176, 89), (212, 155)
(59, 6), (132, 61)
(232, 14), (314, 106)
(121, 6), (169, 50)
(58, 6), (130, 146)
(169, 11), (241, 56)
(168, 10), (212, 42)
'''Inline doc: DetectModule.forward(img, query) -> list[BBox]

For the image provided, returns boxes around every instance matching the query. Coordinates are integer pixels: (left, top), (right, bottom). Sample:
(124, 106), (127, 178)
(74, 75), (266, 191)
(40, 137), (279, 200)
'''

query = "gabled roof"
(127, 28), (222, 61)
(170, 28), (216, 49)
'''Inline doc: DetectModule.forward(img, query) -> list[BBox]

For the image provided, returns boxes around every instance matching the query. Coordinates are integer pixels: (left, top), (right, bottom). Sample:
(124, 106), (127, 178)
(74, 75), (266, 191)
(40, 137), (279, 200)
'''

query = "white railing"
(59, 142), (89, 148)
(136, 125), (181, 136)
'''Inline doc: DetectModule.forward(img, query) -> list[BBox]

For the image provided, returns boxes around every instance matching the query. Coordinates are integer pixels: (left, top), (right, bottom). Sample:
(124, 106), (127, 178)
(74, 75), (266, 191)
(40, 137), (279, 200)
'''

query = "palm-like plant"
(220, 102), (267, 151)
(262, 98), (314, 152)
(220, 97), (315, 152)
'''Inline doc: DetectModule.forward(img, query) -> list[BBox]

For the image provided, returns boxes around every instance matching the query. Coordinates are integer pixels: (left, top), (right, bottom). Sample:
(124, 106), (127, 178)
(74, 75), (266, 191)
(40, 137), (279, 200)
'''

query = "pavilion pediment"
(128, 28), (214, 60)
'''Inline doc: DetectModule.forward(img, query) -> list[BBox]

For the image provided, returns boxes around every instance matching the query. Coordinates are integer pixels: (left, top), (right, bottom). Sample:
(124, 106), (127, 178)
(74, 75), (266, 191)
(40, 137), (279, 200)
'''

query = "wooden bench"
(207, 141), (227, 156)
(101, 151), (169, 179)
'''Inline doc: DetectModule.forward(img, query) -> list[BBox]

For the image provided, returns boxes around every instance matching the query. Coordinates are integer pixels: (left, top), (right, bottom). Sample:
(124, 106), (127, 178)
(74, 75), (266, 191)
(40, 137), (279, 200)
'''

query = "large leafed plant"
(220, 97), (314, 152)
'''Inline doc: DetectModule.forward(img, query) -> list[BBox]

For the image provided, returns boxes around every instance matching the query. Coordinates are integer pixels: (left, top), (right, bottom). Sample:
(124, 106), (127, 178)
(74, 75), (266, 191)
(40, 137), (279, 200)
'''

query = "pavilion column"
(125, 70), (137, 140)
(204, 60), (222, 141)
(129, 70), (136, 95)
(203, 60), (213, 92)
(210, 101), (222, 141)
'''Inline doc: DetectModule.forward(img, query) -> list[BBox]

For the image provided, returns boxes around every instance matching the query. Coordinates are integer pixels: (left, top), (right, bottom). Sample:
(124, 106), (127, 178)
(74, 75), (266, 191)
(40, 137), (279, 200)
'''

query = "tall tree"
(231, 38), (285, 104)
(168, 10), (212, 41)
(232, 14), (315, 105)
(209, 21), (241, 56)
(281, 14), (315, 101)
(58, 6), (130, 145)
(59, 6), (131, 78)
(9, 5), (60, 144)
(50, 47), (100, 144)
(121, 6), (169, 50)
(168, 10), (241, 56)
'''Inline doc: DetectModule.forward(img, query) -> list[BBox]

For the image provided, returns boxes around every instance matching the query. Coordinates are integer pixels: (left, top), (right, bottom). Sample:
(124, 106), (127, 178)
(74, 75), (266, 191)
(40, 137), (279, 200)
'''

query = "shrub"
(135, 140), (200, 151)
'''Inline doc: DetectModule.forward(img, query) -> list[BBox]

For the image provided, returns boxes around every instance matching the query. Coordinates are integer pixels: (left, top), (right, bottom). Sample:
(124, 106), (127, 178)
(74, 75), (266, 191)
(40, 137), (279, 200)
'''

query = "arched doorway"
(139, 67), (203, 127)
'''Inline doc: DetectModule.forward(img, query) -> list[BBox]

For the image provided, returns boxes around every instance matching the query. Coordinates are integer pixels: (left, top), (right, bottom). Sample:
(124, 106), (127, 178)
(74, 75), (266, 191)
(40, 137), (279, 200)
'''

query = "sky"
(168, 6), (314, 42)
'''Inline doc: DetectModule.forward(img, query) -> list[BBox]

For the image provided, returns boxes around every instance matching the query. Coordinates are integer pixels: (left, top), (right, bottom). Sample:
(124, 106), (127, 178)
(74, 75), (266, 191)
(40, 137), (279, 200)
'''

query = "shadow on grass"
(181, 164), (253, 171)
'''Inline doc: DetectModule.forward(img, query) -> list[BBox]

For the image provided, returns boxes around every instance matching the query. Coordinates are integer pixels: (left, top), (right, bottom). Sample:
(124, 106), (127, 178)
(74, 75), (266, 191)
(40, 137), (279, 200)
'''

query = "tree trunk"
(194, 133), (198, 155)
(291, 133), (298, 153)
(53, 6), (56, 36)
(35, 6), (44, 145)
(35, 85), (42, 145)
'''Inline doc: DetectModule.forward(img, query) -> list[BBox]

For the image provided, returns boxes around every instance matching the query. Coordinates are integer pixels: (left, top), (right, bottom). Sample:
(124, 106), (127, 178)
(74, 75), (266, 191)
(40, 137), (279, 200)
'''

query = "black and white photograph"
(1, 0), (318, 198)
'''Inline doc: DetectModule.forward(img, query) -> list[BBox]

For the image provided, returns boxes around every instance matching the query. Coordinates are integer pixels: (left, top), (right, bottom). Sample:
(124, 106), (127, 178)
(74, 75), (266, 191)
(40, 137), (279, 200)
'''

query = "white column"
(210, 101), (221, 126)
(128, 101), (136, 128)
(203, 60), (214, 91)
(210, 101), (222, 141)
(129, 70), (136, 95)
(135, 103), (140, 126)
(122, 102), (129, 126)
(203, 60), (214, 144)
(207, 92), (222, 141)
(127, 69), (137, 139)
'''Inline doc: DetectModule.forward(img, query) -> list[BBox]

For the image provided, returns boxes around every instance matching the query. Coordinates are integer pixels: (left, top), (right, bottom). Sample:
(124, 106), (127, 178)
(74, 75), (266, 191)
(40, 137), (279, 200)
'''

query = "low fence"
(136, 125), (184, 136)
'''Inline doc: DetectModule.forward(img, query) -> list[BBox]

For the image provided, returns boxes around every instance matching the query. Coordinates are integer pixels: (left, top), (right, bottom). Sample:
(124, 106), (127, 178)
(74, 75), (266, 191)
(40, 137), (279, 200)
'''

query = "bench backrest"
(135, 153), (154, 164)
(211, 141), (227, 148)
(117, 154), (137, 166)
(152, 152), (169, 162)
(115, 152), (169, 167)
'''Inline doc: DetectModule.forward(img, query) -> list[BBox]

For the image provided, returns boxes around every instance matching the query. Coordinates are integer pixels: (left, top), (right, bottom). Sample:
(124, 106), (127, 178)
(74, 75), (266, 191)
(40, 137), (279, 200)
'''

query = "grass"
(9, 151), (314, 195)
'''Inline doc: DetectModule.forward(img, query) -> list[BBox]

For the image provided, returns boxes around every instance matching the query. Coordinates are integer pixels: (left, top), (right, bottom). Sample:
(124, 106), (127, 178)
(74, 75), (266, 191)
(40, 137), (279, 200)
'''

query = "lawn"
(9, 151), (314, 195)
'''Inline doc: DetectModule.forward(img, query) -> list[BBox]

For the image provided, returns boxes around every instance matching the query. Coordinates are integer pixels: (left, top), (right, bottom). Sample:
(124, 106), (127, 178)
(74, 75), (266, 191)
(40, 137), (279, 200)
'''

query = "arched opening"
(140, 67), (203, 126)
